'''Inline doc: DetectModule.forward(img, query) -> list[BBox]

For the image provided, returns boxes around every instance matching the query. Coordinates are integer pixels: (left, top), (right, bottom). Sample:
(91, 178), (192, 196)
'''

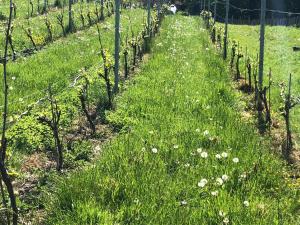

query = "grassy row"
(0, 8), (146, 115)
(0, 0), (76, 19)
(43, 15), (299, 224)
(0, 1), (110, 55)
(217, 23), (300, 142)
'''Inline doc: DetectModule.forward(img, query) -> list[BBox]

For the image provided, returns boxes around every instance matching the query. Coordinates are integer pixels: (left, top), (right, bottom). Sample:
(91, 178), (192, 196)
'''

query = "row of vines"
(0, 0), (168, 224)
(201, 11), (300, 162)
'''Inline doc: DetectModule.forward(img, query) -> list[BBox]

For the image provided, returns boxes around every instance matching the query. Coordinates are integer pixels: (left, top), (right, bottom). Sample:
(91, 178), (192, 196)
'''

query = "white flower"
(200, 152), (208, 158)
(211, 191), (218, 196)
(173, 145), (179, 149)
(152, 148), (158, 153)
(203, 130), (210, 136)
(11, 76), (16, 80)
(95, 145), (101, 151)
(243, 201), (249, 207)
(216, 178), (224, 186)
(206, 47), (209, 51)
(240, 172), (247, 179)
(133, 198), (139, 204)
(215, 154), (222, 159)
(221, 152), (228, 158)
(180, 200), (187, 206)
(9, 86), (13, 90)
(223, 217), (229, 224)
(219, 210), (226, 217)
(19, 98), (23, 102)
(197, 148), (203, 154)
(198, 179), (208, 188)
(149, 131), (154, 134)
(195, 128), (200, 133)
(141, 147), (146, 152)
(233, 157), (239, 163)
(222, 175), (229, 181)
(184, 163), (190, 168)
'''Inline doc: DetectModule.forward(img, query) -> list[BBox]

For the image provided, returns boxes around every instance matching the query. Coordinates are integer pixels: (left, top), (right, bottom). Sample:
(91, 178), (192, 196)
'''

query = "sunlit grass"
(0, 8), (146, 115)
(43, 15), (299, 225)
(217, 22), (300, 143)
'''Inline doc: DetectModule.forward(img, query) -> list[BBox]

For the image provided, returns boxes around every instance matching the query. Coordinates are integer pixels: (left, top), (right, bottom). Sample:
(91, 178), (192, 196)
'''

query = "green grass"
(219, 23), (300, 143)
(0, 8), (146, 115)
(44, 15), (300, 225)
(0, 0), (68, 19)
(0, 2), (107, 54)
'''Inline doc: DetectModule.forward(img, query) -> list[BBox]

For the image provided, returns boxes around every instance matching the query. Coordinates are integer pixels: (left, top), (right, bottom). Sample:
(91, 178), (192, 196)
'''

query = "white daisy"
(243, 201), (250, 207)
(223, 217), (229, 224)
(211, 191), (218, 196)
(222, 175), (229, 181)
(203, 130), (210, 136)
(198, 179), (208, 188)
(233, 157), (239, 163)
(215, 154), (222, 159)
(180, 200), (187, 206)
(219, 210), (225, 217)
(221, 152), (228, 158)
(151, 148), (158, 153)
(200, 152), (208, 158)
(197, 148), (203, 154)
(216, 178), (224, 186)
(184, 163), (190, 168)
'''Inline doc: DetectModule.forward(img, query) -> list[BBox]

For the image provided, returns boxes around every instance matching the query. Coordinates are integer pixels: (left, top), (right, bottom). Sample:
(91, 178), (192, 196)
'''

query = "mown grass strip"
(44, 15), (299, 225)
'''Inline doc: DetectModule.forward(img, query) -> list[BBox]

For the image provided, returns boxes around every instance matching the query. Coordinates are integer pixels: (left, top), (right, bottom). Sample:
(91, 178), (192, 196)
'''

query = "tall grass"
(44, 15), (299, 225)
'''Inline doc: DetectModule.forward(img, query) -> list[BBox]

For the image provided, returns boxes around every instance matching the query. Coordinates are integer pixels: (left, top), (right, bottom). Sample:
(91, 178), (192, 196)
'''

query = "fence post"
(258, 0), (266, 97)
(147, 0), (151, 35)
(223, 0), (229, 60)
(214, 0), (217, 23)
(208, 0), (210, 12)
(200, 0), (202, 11)
(203, 0), (206, 11)
(68, 0), (73, 31)
(114, 0), (120, 93)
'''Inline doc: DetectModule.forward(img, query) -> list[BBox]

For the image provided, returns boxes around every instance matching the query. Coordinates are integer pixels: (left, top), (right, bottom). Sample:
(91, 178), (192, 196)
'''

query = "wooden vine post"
(147, 0), (151, 36)
(114, 0), (120, 93)
(214, 0), (217, 23)
(100, 0), (105, 20)
(68, 0), (74, 32)
(258, 0), (266, 111)
(1, 0), (18, 224)
(223, 0), (229, 60)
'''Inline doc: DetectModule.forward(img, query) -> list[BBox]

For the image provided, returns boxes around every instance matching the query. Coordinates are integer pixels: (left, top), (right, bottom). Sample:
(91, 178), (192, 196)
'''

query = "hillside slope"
(44, 15), (299, 225)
